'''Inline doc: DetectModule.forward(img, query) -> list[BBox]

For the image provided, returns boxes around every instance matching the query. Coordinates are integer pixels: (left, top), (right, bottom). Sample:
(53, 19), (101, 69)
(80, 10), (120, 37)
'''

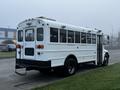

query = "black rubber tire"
(102, 56), (109, 66)
(64, 58), (77, 76)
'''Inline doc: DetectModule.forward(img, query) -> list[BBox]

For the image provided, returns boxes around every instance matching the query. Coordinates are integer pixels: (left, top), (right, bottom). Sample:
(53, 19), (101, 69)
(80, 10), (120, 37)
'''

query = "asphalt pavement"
(0, 49), (120, 90)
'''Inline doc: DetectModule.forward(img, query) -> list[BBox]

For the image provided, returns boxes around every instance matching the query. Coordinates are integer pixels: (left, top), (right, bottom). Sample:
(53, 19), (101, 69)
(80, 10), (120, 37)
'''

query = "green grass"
(32, 63), (120, 90)
(0, 51), (15, 58)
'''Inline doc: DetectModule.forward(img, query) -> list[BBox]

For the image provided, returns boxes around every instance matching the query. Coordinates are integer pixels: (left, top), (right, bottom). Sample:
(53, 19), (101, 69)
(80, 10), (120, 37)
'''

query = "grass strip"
(0, 51), (15, 59)
(32, 63), (120, 90)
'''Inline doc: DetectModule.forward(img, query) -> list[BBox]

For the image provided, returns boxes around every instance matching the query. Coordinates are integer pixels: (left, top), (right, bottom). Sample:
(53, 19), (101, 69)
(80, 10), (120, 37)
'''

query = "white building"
(0, 27), (16, 44)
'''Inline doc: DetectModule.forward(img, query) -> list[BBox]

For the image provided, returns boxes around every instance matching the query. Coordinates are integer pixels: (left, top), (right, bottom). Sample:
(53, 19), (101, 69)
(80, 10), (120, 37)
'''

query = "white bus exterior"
(15, 17), (109, 75)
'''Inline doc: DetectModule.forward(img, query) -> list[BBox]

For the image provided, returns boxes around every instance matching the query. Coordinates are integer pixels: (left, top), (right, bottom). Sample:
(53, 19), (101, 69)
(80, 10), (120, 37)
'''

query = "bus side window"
(60, 29), (66, 43)
(50, 27), (58, 42)
(37, 28), (43, 41)
(68, 30), (74, 43)
(92, 34), (96, 44)
(81, 32), (86, 43)
(87, 33), (91, 44)
(75, 31), (80, 43)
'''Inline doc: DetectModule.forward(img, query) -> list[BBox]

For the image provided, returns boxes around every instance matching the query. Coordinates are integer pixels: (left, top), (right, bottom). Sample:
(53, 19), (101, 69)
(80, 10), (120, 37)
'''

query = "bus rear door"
(23, 28), (36, 60)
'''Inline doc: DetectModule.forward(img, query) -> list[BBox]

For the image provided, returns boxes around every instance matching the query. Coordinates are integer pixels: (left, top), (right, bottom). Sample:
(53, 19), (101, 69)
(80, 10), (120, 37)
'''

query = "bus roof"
(18, 17), (102, 34)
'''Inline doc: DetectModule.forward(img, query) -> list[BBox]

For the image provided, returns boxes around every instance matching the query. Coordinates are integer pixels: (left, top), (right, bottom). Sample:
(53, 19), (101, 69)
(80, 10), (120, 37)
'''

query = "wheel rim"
(67, 62), (75, 74)
(104, 56), (108, 65)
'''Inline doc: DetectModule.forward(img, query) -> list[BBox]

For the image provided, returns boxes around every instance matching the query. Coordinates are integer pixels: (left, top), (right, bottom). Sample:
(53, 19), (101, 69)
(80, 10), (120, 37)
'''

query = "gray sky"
(0, 0), (120, 35)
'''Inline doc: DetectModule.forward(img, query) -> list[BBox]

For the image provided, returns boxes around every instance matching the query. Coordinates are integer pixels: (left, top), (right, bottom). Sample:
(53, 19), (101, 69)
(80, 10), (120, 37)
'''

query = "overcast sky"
(0, 0), (120, 35)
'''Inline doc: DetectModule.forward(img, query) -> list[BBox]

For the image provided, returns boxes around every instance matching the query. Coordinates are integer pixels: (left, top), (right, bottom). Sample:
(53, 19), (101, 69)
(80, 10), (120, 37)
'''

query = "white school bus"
(15, 17), (109, 76)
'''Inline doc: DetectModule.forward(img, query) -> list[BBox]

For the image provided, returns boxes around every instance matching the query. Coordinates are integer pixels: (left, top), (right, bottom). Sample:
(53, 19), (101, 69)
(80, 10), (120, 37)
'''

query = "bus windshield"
(25, 29), (34, 41)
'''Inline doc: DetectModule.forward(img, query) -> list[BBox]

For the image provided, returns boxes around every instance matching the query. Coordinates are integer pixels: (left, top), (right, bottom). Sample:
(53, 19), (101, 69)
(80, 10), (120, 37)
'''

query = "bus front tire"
(64, 58), (77, 76)
(103, 54), (109, 66)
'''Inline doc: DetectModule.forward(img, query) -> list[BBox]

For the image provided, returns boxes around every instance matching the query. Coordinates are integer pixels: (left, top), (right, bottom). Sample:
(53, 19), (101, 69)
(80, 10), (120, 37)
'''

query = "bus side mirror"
(107, 35), (110, 44)
(107, 36), (110, 41)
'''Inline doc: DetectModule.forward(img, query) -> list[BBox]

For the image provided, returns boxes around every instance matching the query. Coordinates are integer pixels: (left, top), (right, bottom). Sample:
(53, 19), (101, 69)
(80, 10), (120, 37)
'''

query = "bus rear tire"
(64, 58), (77, 76)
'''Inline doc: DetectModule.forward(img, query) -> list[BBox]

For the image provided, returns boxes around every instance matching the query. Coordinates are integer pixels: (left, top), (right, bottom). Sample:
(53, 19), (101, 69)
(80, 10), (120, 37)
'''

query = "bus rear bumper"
(15, 59), (51, 70)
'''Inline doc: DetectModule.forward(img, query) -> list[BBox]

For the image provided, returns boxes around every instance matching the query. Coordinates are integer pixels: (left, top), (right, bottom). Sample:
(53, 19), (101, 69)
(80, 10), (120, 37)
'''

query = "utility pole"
(111, 25), (114, 48)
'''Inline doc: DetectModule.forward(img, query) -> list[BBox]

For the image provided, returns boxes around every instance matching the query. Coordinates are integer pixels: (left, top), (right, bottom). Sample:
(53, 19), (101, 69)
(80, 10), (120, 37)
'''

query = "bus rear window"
(25, 29), (34, 41)
(18, 30), (23, 42)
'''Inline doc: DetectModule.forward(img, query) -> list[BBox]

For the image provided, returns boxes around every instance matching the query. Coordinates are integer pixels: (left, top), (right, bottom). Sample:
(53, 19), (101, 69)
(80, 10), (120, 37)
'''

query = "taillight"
(16, 44), (23, 48)
(36, 45), (44, 49)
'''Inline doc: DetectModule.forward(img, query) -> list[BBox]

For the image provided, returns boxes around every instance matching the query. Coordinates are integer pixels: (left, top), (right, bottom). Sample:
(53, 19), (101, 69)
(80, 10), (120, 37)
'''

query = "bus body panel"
(45, 43), (97, 67)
